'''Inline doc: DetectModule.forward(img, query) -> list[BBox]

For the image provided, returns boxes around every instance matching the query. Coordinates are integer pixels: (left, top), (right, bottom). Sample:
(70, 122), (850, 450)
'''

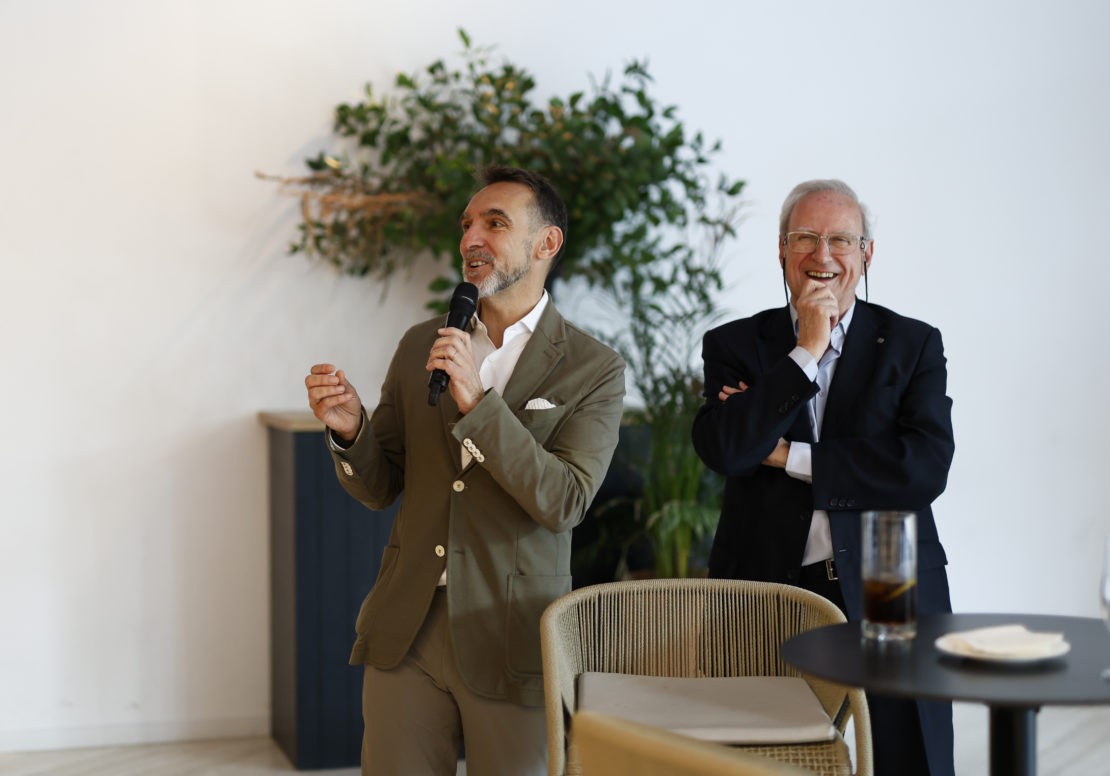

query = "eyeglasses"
(783, 231), (866, 256)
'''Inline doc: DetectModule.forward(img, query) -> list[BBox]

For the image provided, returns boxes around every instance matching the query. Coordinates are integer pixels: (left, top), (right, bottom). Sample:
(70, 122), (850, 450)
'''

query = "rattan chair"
(574, 709), (815, 776)
(540, 578), (872, 776)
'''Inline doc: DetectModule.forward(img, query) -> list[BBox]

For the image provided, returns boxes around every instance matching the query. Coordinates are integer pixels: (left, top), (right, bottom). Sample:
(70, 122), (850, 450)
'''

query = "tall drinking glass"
(861, 511), (917, 641)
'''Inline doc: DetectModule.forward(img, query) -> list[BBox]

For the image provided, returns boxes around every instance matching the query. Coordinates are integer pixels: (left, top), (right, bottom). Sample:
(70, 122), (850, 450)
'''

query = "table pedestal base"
(989, 707), (1039, 776)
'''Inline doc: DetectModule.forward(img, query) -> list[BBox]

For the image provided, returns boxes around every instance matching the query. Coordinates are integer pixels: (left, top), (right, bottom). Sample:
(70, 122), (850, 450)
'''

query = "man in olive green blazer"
(305, 166), (625, 776)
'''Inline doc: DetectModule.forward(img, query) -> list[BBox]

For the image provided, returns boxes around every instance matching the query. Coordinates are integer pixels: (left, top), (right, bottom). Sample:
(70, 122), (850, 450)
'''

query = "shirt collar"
(514, 289), (549, 335)
(471, 290), (549, 344)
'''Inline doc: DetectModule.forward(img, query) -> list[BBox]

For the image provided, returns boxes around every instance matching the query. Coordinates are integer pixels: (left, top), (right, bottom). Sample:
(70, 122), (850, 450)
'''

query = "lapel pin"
(876, 337), (885, 344)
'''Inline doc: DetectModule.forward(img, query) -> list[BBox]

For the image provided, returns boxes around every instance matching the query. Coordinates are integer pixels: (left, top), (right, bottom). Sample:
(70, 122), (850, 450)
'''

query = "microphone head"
(450, 282), (479, 315)
(442, 281), (479, 334)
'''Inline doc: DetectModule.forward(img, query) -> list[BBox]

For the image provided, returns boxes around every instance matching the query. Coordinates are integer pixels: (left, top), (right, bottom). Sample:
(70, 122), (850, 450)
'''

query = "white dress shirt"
(783, 303), (855, 566)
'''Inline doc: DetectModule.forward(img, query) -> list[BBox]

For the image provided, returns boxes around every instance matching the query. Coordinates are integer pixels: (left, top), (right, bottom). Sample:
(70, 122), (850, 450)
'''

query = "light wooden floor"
(2, 704), (1108, 775)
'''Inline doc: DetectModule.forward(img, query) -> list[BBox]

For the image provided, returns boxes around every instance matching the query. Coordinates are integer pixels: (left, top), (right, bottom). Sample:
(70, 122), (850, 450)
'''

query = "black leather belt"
(799, 559), (838, 581)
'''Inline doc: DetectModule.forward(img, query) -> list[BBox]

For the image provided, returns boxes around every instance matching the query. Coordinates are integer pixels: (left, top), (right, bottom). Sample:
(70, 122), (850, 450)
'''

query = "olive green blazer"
(329, 301), (625, 706)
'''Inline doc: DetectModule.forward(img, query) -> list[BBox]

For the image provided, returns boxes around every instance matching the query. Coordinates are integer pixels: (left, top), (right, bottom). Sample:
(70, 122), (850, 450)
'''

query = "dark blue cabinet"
(263, 412), (397, 770)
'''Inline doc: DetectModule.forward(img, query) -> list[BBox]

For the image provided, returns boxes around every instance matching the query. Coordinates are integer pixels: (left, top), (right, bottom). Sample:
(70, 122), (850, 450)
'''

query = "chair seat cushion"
(575, 672), (836, 745)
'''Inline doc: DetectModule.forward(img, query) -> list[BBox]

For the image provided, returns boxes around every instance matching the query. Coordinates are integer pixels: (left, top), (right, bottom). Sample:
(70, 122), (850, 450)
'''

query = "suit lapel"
(501, 302), (566, 411)
(758, 308), (813, 444)
(823, 301), (880, 437)
(756, 307), (797, 368)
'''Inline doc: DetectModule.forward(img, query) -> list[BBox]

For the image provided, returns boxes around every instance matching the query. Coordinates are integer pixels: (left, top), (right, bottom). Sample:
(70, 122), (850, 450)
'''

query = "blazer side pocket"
(504, 572), (572, 677)
(354, 544), (401, 634)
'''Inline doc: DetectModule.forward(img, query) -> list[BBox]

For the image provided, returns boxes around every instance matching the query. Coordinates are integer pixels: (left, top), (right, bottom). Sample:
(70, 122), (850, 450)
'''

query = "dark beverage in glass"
(861, 512), (917, 641)
(862, 579), (917, 631)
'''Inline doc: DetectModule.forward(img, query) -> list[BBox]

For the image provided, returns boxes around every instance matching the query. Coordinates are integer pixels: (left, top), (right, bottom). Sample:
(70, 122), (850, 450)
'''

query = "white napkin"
(944, 624), (1066, 659)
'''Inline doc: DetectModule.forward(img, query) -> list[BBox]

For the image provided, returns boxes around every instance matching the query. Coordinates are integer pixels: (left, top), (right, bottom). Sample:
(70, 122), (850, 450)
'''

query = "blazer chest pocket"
(516, 404), (567, 445)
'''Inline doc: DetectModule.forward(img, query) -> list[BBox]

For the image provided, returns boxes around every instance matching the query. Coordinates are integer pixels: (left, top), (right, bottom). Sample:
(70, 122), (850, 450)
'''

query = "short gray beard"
(472, 239), (534, 298)
(476, 261), (531, 298)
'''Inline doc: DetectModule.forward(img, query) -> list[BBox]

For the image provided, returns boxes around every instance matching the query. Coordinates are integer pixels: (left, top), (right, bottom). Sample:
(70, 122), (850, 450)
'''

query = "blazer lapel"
(823, 301), (880, 437)
(756, 307), (797, 369)
(758, 308), (813, 444)
(500, 303), (566, 411)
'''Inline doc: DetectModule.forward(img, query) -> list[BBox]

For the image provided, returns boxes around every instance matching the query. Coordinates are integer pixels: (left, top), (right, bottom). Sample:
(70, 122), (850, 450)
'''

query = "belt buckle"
(824, 559), (838, 581)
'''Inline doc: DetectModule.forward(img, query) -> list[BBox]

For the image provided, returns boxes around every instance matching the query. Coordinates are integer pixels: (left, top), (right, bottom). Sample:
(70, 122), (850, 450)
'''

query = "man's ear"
(535, 225), (564, 260)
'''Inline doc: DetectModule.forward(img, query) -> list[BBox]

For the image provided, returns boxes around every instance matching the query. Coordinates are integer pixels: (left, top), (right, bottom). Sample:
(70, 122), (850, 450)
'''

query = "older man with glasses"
(693, 179), (956, 776)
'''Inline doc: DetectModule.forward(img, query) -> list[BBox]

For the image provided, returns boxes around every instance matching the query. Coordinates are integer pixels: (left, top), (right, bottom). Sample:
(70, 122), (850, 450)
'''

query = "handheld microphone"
(428, 282), (479, 406)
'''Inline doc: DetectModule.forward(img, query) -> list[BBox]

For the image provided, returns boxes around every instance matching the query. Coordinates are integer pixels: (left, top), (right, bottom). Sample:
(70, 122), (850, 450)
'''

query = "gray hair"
(778, 179), (872, 239)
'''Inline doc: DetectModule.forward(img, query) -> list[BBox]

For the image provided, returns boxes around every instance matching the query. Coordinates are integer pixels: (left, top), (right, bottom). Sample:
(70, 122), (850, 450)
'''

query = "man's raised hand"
(305, 363), (363, 441)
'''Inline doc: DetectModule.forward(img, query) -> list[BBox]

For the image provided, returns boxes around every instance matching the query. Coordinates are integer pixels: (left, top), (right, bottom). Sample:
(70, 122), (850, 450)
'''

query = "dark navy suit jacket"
(691, 300), (955, 620)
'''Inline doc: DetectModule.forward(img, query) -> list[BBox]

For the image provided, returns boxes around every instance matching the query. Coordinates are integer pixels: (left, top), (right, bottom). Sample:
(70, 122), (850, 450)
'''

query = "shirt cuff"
(789, 346), (819, 381)
(785, 440), (813, 483)
(326, 410), (366, 452)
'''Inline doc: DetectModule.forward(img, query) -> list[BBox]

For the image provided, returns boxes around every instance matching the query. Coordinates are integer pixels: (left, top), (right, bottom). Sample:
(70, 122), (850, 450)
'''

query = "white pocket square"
(524, 398), (558, 410)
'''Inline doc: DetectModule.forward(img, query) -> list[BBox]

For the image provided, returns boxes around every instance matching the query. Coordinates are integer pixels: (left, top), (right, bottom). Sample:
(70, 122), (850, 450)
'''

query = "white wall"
(1, 0), (1108, 753)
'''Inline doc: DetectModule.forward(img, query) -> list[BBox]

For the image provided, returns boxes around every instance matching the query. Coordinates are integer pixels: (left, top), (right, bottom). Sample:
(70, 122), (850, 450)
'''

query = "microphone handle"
(426, 370), (448, 406)
(426, 308), (473, 406)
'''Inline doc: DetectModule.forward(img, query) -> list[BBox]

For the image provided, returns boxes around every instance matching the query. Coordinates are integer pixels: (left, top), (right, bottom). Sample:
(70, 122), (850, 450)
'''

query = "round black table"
(780, 613), (1110, 776)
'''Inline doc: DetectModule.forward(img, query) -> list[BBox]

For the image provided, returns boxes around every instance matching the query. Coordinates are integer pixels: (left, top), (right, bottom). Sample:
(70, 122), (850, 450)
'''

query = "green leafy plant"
(264, 29), (743, 309)
(603, 223), (730, 578)
(267, 30), (743, 577)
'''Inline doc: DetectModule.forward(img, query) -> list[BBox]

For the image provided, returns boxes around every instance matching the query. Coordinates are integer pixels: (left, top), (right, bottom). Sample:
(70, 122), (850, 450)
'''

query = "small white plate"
(934, 634), (1071, 664)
